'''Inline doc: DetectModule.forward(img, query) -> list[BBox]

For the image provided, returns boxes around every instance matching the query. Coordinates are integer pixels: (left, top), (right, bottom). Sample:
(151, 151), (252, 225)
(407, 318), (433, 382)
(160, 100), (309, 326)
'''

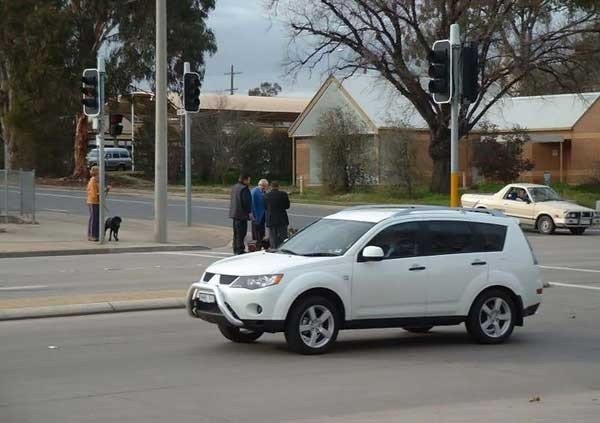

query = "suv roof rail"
(343, 204), (447, 212)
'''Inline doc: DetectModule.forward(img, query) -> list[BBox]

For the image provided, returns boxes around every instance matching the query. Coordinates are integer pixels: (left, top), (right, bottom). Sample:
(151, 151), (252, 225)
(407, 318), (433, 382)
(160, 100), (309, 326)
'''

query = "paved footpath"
(0, 211), (231, 257)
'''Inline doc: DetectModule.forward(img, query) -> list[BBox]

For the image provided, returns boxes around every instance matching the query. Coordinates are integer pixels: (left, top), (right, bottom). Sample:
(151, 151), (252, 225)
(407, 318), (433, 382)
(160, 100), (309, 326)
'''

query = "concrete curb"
(0, 244), (209, 259)
(0, 297), (185, 321)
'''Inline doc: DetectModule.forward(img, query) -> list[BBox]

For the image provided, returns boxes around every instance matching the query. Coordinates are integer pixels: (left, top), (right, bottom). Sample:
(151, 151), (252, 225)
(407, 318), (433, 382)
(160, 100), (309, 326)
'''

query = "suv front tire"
(285, 296), (340, 355)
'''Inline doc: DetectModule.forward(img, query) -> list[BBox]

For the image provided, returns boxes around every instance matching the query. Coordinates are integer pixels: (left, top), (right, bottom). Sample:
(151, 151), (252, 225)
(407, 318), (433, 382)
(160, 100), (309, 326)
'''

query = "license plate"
(580, 219), (591, 225)
(197, 293), (215, 303)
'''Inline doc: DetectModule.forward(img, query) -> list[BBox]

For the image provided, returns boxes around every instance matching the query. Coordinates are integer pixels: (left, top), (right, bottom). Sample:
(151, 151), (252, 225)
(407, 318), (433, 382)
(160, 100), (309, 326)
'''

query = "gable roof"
(289, 74), (600, 137)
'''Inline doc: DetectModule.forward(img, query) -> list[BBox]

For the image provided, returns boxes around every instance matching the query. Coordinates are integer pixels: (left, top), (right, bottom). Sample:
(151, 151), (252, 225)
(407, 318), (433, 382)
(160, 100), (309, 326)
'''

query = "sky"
(202, 0), (325, 98)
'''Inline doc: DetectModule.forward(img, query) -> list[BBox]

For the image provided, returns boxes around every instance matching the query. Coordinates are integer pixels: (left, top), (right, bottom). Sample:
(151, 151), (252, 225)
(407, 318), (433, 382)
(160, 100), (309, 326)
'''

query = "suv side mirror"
(362, 246), (384, 262)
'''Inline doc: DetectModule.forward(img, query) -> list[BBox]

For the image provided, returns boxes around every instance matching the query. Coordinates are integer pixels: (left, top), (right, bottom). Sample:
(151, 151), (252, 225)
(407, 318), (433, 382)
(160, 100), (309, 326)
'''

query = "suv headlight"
(231, 274), (283, 290)
(565, 212), (578, 218)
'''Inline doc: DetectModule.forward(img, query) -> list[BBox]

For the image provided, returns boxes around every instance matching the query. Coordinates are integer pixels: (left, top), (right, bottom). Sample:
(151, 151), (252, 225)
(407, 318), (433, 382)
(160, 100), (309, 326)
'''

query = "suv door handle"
(471, 260), (487, 266)
(409, 265), (426, 271)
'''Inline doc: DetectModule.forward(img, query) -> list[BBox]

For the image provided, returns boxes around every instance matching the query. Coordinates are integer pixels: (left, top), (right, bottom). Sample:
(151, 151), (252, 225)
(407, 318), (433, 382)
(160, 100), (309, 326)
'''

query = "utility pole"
(449, 24), (461, 208)
(97, 57), (106, 244)
(224, 64), (242, 95)
(155, 0), (168, 243)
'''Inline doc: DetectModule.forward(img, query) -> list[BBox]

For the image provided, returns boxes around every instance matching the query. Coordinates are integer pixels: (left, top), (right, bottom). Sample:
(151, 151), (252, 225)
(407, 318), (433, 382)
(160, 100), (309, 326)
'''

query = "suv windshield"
(276, 219), (374, 257)
(529, 187), (561, 202)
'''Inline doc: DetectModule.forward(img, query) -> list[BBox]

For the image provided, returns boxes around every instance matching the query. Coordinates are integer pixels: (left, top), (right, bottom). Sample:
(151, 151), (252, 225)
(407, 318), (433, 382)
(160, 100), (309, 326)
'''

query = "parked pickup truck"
(461, 183), (600, 235)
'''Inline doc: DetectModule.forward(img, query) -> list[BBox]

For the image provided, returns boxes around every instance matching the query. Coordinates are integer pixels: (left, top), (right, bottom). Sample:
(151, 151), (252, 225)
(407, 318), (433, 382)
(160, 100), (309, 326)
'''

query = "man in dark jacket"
(229, 174), (252, 254)
(264, 181), (290, 249)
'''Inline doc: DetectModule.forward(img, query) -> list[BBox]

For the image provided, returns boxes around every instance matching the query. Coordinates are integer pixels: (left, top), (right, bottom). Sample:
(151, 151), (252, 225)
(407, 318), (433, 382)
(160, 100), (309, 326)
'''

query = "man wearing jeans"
(229, 174), (252, 255)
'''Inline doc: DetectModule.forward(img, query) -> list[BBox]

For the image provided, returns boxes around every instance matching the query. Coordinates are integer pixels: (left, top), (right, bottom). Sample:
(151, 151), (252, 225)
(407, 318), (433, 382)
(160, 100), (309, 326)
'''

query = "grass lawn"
(38, 173), (600, 208)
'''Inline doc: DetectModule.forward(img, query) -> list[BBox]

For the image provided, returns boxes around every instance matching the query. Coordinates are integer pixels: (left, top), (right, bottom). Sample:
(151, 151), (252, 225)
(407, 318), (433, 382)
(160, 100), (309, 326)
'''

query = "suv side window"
(119, 152), (129, 159)
(471, 222), (507, 252)
(366, 222), (420, 260)
(423, 220), (476, 255)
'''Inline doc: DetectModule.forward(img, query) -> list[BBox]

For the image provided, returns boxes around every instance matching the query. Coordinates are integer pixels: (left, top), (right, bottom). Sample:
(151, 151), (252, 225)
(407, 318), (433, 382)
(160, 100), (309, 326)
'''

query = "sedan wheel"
(285, 296), (339, 355)
(466, 289), (515, 344)
(537, 216), (555, 235)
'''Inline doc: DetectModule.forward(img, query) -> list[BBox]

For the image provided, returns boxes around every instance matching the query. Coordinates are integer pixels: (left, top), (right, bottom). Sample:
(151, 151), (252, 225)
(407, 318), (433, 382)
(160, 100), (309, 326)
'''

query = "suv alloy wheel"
(285, 296), (340, 355)
(466, 289), (516, 344)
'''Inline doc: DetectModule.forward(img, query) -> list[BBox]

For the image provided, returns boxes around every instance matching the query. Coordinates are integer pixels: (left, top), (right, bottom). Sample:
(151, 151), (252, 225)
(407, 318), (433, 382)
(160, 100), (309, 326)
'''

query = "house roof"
(168, 93), (309, 114)
(289, 74), (600, 137)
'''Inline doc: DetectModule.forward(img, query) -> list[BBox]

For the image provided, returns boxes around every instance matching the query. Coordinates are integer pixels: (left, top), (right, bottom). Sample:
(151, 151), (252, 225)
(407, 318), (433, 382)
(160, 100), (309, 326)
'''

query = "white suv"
(187, 206), (543, 354)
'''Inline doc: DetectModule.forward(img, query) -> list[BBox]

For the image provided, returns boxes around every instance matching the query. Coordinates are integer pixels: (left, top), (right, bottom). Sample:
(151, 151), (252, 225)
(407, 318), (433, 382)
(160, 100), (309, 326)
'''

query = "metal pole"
(155, 0), (168, 243)
(98, 57), (106, 243)
(131, 95), (135, 172)
(32, 169), (36, 223)
(2, 169), (7, 223)
(450, 23), (461, 208)
(184, 62), (192, 226)
(230, 65), (234, 95)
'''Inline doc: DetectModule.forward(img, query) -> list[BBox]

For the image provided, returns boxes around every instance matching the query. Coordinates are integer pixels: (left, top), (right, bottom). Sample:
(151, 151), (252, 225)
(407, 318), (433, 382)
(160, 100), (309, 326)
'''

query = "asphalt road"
(1, 285), (600, 423)
(1, 229), (599, 301)
(0, 251), (230, 300)
(12, 186), (339, 229)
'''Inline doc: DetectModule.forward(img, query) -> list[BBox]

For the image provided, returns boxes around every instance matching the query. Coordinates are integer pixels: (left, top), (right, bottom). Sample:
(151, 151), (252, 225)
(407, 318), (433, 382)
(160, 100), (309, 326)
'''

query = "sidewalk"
(0, 211), (232, 258)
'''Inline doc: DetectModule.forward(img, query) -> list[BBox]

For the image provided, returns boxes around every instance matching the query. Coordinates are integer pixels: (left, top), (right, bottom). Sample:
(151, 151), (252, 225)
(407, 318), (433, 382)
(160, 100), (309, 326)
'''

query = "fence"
(0, 169), (36, 223)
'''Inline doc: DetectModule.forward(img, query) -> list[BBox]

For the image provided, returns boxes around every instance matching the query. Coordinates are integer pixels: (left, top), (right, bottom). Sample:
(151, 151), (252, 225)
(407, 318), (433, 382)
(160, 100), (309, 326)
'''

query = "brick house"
(289, 75), (600, 186)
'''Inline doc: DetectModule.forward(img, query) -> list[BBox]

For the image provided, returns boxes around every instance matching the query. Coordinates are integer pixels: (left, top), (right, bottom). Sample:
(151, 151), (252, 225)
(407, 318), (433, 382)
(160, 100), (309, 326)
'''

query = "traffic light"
(427, 40), (452, 104)
(461, 42), (479, 103)
(81, 68), (100, 116)
(183, 72), (201, 112)
(109, 114), (123, 137)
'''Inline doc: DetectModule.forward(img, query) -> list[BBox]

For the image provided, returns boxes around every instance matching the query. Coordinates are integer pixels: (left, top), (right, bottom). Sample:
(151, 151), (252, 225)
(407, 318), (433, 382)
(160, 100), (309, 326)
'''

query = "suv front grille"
(581, 212), (592, 218)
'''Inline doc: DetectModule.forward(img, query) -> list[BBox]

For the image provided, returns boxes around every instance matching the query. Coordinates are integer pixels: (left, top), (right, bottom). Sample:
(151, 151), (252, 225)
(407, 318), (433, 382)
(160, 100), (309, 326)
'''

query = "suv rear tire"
(285, 296), (340, 355)
(218, 324), (263, 343)
(466, 289), (516, 344)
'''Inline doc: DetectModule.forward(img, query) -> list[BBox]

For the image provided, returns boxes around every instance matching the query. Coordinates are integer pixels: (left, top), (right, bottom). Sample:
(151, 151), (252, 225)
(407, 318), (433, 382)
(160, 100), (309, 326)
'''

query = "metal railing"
(0, 169), (36, 223)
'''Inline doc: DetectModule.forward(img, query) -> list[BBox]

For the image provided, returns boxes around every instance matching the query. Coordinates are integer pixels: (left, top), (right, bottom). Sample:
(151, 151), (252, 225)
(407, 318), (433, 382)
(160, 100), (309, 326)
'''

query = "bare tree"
(268, 0), (600, 192)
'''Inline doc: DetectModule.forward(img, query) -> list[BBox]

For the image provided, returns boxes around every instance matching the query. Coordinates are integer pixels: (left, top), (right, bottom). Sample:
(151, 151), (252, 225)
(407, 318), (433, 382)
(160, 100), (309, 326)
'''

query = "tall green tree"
(0, 1), (216, 176)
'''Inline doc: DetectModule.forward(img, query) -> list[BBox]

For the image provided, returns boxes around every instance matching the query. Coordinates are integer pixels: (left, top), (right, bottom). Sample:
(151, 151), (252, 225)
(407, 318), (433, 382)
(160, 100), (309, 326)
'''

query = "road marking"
(540, 265), (600, 274)
(151, 252), (229, 259)
(42, 208), (70, 213)
(0, 285), (49, 291)
(548, 282), (600, 291)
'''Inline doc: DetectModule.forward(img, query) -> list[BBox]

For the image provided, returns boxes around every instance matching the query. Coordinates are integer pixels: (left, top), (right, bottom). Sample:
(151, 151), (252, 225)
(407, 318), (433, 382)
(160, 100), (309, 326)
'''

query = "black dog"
(104, 216), (122, 241)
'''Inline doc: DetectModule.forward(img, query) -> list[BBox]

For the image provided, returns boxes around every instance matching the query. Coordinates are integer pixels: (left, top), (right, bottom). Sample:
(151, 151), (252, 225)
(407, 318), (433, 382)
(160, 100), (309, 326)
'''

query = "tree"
(472, 125), (534, 184)
(269, 0), (600, 193)
(248, 82), (282, 97)
(380, 129), (421, 198)
(316, 108), (375, 193)
(0, 1), (217, 177)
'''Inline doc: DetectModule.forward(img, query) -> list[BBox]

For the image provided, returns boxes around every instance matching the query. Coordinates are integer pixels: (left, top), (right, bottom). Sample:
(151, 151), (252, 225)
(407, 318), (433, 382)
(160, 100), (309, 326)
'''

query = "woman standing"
(86, 166), (100, 241)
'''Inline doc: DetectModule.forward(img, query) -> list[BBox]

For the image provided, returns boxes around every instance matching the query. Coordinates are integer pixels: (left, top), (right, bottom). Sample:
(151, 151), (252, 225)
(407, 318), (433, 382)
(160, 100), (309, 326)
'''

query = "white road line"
(0, 285), (49, 291)
(540, 265), (600, 274)
(144, 252), (230, 259)
(42, 208), (70, 213)
(548, 282), (600, 291)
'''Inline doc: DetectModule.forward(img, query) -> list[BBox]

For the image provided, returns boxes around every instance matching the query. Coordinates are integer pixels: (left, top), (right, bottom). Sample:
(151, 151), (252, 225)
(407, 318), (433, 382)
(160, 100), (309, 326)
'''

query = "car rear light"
(536, 288), (543, 295)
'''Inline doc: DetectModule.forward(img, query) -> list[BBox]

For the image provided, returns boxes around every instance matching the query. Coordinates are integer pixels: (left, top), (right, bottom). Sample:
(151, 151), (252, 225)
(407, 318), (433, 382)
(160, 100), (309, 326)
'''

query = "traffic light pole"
(449, 24), (461, 208)
(97, 57), (106, 244)
(183, 62), (192, 226)
(155, 0), (168, 243)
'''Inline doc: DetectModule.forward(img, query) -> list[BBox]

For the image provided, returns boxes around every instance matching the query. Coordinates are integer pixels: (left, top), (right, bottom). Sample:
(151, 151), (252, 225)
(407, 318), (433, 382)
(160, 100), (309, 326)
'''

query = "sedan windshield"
(276, 219), (374, 257)
(529, 187), (561, 202)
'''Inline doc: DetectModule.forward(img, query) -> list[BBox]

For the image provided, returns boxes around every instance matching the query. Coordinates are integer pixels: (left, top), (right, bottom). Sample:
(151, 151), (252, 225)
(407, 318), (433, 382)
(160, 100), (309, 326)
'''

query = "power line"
(224, 64), (242, 95)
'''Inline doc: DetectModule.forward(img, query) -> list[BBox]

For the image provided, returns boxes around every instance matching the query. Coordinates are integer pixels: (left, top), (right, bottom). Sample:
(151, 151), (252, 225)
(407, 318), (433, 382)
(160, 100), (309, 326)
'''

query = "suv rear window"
(422, 220), (507, 255)
(470, 222), (507, 252)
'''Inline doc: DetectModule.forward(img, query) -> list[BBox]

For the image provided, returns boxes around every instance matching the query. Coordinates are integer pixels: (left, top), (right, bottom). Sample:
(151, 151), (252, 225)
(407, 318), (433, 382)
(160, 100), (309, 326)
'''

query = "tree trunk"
(72, 113), (89, 180)
(428, 128), (451, 194)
